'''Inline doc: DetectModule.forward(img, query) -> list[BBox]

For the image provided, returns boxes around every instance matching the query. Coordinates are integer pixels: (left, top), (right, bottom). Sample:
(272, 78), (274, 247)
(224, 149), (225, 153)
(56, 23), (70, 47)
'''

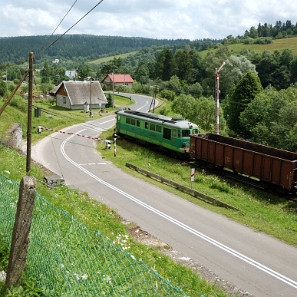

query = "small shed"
(54, 81), (107, 110)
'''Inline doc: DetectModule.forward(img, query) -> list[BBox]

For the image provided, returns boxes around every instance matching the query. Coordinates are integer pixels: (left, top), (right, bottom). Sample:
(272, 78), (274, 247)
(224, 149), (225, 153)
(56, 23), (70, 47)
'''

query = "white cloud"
(0, 0), (297, 39)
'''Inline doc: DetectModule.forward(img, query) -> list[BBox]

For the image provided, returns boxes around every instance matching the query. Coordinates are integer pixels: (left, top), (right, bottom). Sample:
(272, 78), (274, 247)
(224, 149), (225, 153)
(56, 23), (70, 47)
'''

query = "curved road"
(31, 93), (297, 297)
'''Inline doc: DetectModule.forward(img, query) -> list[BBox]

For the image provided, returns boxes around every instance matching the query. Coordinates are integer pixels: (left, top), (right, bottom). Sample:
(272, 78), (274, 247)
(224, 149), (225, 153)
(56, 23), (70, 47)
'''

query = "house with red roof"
(101, 73), (134, 90)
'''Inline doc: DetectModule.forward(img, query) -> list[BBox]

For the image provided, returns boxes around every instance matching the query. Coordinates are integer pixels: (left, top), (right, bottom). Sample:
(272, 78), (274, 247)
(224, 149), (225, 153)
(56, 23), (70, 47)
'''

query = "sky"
(1, 0), (297, 40)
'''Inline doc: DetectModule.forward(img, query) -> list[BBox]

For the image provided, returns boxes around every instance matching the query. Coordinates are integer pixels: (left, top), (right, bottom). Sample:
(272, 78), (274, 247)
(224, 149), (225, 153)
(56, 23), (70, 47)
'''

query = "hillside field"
(227, 36), (297, 55)
(87, 37), (297, 65)
(89, 51), (138, 65)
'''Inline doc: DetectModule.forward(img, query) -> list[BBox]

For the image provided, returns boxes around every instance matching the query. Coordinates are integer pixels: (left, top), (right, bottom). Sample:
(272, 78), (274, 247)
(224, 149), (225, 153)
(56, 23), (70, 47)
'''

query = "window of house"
(63, 97), (66, 104)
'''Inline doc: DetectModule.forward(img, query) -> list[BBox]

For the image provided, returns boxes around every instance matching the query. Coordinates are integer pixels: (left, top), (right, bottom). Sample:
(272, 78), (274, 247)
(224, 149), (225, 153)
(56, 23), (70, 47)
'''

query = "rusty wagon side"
(190, 133), (297, 194)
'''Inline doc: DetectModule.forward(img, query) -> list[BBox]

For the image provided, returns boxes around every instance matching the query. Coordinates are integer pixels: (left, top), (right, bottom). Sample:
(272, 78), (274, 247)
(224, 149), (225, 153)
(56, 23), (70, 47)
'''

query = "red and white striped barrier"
(35, 126), (104, 142)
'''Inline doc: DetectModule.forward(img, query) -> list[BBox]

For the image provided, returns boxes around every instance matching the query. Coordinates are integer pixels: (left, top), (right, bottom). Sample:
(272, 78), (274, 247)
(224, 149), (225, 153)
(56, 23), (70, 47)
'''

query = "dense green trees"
(154, 48), (175, 81)
(0, 35), (191, 64)
(240, 85), (297, 150)
(224, 72), (262, 138)
(223, 55), (257, 92)
(171, 94), (225, 133)
(77, 64), (91, 80)
(0, 80), (7, 97)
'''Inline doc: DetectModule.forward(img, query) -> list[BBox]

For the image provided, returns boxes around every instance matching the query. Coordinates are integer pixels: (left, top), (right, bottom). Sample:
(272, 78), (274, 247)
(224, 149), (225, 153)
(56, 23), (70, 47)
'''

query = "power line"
(52, 0), (79, 36)
(38, 0), (79, 54)
(39, 0), (104, 55)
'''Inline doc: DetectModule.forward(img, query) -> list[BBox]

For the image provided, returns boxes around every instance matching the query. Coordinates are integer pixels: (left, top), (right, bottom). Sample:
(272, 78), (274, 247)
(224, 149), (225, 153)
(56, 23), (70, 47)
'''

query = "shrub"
(9, 95), (27, 113)
(159, 89), (175, 101)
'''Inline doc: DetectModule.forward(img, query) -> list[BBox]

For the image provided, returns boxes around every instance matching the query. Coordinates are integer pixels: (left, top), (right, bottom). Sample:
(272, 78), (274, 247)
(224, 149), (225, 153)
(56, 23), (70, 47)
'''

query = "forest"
(1, 20), (297, 152)
(0, 35), (194, 64)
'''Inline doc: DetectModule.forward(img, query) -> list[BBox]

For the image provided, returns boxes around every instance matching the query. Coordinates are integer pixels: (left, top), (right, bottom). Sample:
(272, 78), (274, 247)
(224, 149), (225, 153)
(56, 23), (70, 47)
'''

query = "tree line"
(0, 35), (192, 64)
(223, 20), (297, 45)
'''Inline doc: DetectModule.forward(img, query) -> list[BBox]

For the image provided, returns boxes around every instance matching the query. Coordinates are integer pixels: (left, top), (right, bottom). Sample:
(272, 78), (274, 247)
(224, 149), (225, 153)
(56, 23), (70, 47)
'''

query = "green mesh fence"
(0, 174), (188, 296)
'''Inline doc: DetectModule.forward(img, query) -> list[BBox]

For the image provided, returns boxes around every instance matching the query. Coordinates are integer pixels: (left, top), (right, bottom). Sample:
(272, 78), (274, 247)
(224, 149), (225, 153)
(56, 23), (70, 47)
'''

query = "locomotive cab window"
(137, 120), (140, 127)
(145, 122), (148, 129)
(126, 118), (130, 124)
(150, 123), (155, 131)
(182, 130), (190, 137)
(156, 125), (162, 133)
(131, 119), (136, 126)
(172, 129), (181, 137)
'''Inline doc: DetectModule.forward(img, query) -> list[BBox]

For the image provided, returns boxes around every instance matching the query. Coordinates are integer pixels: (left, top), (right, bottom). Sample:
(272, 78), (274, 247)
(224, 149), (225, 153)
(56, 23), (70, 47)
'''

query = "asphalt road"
(30, 93), (297, 297)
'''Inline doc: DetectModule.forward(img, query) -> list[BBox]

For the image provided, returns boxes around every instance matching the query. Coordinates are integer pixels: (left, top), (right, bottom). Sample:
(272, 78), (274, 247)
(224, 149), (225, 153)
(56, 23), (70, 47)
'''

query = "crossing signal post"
(190, 168), (195, 189)
(215, 61), (226, 135)
(113, 131), (117, 157)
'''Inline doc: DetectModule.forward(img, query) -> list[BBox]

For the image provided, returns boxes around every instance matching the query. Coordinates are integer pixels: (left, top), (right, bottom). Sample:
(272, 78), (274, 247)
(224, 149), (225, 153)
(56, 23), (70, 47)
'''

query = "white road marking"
(79, 163), (106, 166)
(61, 129), (297, 290)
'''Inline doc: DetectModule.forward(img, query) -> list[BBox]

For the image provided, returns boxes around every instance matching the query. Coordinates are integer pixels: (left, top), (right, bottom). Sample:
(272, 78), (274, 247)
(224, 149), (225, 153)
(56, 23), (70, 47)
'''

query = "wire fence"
(0, 173), (188, 296)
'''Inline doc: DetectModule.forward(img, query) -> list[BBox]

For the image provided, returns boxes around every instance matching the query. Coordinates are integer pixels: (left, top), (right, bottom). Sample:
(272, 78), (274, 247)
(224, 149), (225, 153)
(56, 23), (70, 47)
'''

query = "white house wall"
(56, 94), (71, 109)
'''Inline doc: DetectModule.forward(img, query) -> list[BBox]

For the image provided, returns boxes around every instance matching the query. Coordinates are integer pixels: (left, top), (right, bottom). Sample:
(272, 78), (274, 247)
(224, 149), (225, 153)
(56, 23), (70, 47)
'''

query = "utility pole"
(112, 72), (115, 109)
(149, 85), (158, 113)
(215, 61), (226, 135)
(26, 52), (34, 174)
(89, 80), (93, 118)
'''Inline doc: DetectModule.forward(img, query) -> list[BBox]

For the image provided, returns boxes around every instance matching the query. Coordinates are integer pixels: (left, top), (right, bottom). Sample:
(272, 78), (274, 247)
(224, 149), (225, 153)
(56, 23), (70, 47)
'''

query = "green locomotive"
(116, 110), (199, 155)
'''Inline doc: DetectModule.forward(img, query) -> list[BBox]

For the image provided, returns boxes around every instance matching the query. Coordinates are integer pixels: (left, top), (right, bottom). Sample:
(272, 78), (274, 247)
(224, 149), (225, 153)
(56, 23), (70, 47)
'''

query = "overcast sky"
(1, 0), (297, 40)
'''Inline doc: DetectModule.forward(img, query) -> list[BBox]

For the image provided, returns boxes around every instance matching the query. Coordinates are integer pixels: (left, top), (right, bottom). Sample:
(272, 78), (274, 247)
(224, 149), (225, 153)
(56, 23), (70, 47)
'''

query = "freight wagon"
(190, 133), (297, 194)
(116, 110), (199, 155)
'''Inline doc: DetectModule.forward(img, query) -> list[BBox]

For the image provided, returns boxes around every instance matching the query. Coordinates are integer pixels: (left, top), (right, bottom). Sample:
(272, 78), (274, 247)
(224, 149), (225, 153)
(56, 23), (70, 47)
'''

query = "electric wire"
(39, 0), (104, 55)
(38, 0), (79, 54)
(51, 0), (79, 36)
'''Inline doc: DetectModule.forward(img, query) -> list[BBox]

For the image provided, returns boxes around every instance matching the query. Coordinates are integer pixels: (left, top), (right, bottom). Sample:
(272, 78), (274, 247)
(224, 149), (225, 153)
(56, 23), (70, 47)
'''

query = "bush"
(116, 85), (126, 93)
(106, 93), (113, 108)
(159, 89), (175, 101)
(9, 95), (27, 113)
(158, 105), (170, 115)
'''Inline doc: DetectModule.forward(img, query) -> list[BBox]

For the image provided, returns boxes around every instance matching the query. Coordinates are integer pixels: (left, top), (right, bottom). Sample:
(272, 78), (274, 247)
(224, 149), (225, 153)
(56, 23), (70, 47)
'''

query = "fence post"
(5, 176), (36, 290)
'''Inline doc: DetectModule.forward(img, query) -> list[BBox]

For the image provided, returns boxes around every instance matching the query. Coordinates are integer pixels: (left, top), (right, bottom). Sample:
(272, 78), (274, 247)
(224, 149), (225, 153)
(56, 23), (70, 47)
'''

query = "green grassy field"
(227, 37), (297, 55)
(89, 51), (138, 65)
(198, 36), (297, 59)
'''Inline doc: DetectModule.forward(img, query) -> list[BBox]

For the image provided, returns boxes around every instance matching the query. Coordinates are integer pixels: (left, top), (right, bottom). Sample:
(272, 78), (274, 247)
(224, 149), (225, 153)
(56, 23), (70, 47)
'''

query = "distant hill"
(0, 35), (193, 63)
